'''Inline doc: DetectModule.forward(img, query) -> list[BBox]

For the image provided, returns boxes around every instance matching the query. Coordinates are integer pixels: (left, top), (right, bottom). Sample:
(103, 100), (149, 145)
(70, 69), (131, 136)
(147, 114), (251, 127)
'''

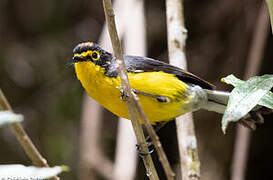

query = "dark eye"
(91, 51), (100, 61)
(92, 52), (97, 59)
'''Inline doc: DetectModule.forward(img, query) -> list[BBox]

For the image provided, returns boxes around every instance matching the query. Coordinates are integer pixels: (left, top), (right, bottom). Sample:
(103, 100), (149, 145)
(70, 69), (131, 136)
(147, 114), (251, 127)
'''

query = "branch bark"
(166, 0), (201, 180)
(102, 0), (159, 179)
(113, 0), (147, 179)
(79, 1), (143, 179)
(78, 0), (128, 178)
(0, 89), (59, 180)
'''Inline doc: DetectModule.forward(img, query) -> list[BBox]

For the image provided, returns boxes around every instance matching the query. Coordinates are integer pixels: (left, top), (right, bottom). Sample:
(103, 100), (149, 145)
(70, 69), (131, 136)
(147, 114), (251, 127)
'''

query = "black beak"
(73, 55), (86, 62)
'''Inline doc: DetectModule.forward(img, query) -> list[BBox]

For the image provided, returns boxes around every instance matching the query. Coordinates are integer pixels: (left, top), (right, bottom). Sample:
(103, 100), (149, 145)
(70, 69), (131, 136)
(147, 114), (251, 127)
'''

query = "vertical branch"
(266, 0), (273, 34)
(165, 0), (201, 180)
(0, 89), (59, 180)
(113, 120), (137, 180)
(79, 94), (113, 179)
(231, 3), (269, 180)
(102, 0), (159, 179)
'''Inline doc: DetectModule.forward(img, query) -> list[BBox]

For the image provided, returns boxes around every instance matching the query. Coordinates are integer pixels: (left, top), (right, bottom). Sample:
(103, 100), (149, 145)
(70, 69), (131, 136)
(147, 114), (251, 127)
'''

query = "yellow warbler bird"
(73, 42), (229, 125)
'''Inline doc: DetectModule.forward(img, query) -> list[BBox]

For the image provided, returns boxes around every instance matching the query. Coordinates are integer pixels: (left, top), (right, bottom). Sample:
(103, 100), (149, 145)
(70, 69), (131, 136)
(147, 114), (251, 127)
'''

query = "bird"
(72, 42), (262, 127)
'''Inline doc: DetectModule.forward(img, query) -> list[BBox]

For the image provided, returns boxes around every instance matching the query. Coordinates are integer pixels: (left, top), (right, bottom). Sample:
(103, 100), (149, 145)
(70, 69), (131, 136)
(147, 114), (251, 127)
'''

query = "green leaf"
(221, 74), (273, 133)
(221, 74), (245, 87)
(259, 92), (273, 109)
(0, 164), (69, 179)
(0, 111), (23, 127)
(222, 74), (273, 109)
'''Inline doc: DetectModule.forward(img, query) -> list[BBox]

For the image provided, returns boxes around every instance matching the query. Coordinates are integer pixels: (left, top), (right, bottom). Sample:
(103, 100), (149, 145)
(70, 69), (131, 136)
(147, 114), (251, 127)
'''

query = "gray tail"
(202, 90), (230, 114)
(201, 89), (267, 129)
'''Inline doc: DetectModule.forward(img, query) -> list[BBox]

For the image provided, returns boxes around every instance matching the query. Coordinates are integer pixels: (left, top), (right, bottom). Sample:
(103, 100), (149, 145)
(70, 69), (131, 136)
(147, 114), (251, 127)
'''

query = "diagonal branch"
(0, 89), (59, 180)
(113, 0), (147, 179)
(102, 0), (159, 179)
(102, 0), (175, 179)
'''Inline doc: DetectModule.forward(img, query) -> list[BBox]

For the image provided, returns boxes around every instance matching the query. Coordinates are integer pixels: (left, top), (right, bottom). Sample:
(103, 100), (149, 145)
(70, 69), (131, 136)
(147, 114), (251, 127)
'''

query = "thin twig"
(102, 0), (159, 179)
(165, 0), (201, 180)
(77, 1), (120, 176)
(0, 89), (59, 180)
(79, 1), (141, 178)
(103, 0), (175, 178)
(231, 2), (269, 180)
(114, 0), (147, 179)
(103, 0), (176, 178)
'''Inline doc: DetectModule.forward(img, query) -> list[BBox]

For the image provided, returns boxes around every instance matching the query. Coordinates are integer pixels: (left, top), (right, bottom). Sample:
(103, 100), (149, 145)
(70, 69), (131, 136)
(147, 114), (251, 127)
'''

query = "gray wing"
(124, 55), (215, 90)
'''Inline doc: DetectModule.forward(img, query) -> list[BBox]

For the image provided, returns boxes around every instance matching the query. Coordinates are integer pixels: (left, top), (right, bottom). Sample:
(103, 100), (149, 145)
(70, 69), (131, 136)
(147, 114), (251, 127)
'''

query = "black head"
(72, 42), (113, 67)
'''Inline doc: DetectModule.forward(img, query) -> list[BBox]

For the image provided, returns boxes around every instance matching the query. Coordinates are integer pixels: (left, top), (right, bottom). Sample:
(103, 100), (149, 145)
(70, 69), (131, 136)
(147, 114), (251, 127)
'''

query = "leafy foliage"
(221, 74), (273, 133)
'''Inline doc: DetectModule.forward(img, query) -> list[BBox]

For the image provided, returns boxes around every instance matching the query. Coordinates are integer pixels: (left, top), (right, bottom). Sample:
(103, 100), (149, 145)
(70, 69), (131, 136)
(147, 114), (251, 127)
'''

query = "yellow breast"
(75, 62), (192, 124)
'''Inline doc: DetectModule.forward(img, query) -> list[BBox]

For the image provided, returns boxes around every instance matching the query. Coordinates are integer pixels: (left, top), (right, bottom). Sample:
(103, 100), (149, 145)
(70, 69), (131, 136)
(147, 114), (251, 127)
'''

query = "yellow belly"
(75, 62), (193, 124)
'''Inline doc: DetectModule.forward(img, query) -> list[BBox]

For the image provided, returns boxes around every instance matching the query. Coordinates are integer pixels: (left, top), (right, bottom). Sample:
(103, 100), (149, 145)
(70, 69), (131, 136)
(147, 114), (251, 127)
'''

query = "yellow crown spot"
(78, 42), (94, 48)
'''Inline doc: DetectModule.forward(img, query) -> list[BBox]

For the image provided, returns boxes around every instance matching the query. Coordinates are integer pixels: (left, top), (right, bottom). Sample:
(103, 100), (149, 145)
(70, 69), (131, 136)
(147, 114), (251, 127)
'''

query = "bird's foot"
(117, 86), (139, 101)
(116, 86), (129, 101)
(136, 141), (154, 157)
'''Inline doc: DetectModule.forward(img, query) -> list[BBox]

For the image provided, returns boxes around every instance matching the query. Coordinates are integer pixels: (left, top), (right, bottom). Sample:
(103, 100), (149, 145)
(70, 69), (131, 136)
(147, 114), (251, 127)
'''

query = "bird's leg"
(136, 122), (168, 157)
(116, 86), (130, 101)
(136, 142), (154, 157)
(144, 121), (168, 142)
(116, 86), (170, 156)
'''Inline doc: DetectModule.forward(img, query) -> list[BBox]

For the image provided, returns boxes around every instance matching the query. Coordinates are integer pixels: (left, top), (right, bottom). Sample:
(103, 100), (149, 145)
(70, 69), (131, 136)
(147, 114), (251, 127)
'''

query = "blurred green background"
(0, 0), (273, 179)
